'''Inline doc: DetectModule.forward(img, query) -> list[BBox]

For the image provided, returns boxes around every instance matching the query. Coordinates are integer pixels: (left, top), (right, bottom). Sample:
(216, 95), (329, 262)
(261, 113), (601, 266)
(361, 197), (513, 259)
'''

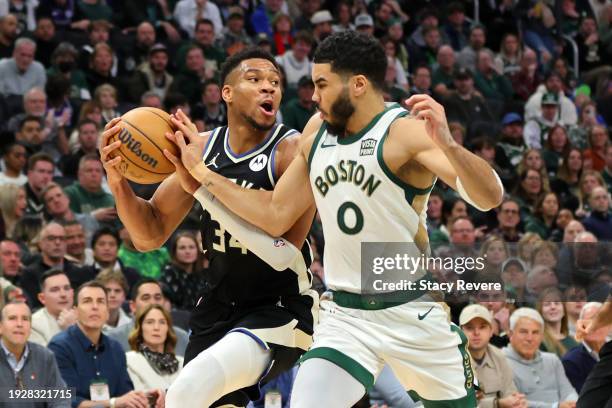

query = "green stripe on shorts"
(298, 347), (375, 392)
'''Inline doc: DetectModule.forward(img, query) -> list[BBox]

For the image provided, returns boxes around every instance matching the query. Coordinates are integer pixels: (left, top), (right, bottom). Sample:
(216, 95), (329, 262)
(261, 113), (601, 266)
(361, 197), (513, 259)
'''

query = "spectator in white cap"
(310, 10), (333, 43)
(354, 14), (374, 36)
(460, 304), (526, 408)
(504, 308), (578, 408)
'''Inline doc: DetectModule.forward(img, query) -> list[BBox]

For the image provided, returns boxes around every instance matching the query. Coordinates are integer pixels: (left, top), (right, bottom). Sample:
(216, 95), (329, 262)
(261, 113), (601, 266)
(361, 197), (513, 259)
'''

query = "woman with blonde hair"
(536, 287), (578, 357)
(127, 304), (183, 390)
(517, 232), (543, 265)
(0, 184), (27, 238)
(93, 83), (121, 125)
(576, 169), (606, 217)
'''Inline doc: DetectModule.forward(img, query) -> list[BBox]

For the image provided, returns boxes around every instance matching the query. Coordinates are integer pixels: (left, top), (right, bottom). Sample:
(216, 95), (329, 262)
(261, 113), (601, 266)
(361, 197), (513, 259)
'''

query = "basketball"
(107, 107), (179, 184)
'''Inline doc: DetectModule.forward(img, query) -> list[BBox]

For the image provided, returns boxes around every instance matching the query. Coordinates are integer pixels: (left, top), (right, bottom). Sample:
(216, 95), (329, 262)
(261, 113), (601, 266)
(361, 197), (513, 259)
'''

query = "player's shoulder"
(388, 113), (428, 149)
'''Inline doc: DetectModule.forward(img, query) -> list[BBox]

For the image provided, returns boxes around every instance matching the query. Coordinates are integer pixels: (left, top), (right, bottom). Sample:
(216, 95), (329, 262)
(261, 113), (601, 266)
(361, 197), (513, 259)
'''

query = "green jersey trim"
(375, 113), (436, 205)
(336, 103), (401, 145)
(307, 123), (327, 173)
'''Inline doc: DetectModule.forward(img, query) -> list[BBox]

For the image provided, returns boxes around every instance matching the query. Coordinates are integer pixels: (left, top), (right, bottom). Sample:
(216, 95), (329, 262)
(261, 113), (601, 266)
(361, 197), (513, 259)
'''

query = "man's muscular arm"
(404, 95), (504, 210)
(100, 118), (199, 251)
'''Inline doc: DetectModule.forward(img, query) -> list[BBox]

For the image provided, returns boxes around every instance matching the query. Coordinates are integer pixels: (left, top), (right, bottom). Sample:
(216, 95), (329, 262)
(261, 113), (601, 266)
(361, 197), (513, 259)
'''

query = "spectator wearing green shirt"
(281, 76), (316, 133)
(473, 49), (513, 101)
(64, 154), (119, 232)
(118, 228), (169, 279)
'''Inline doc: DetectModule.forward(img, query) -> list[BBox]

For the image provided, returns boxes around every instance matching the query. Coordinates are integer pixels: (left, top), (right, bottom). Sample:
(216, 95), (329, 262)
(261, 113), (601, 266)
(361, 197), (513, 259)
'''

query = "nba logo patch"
(360, 138), (376, 156)
(273, 239), (286, 247)
(249, 153), (268, 171)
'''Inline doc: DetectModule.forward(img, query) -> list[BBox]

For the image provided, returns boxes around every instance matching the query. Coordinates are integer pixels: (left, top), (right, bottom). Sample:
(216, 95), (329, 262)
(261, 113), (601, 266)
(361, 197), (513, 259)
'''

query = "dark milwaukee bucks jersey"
(198, 124), (313, 304)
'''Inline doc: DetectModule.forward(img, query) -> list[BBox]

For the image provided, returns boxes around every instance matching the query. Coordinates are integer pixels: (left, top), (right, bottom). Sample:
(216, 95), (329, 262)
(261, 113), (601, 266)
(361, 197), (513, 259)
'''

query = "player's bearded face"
(324, 85), (355, 136)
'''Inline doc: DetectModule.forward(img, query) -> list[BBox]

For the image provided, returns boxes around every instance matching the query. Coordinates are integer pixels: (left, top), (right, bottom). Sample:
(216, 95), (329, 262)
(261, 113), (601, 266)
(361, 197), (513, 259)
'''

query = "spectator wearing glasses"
(0, 301), (69, 408)
(491, 198), (523, 243)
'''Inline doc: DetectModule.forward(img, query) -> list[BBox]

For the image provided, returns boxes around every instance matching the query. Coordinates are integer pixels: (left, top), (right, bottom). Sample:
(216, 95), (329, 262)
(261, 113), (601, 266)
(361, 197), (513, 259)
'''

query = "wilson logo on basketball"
(118, 128), (159, 168)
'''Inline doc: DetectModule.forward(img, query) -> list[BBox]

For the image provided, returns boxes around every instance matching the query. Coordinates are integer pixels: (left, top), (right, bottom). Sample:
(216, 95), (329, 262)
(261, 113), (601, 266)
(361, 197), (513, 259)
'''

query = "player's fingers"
(174, 130), (188, 149)
(100, 140), (121, 161)
(102, 155), (122, 169)
(103, 117), (121, 131)
(163, 149), (181, 167)
(170, 116), (193, 138)
(101, 124), (122, 147)
(165, 131), (176, 143)
(409, 100), (440, 115)
(405, 93), (433, 107)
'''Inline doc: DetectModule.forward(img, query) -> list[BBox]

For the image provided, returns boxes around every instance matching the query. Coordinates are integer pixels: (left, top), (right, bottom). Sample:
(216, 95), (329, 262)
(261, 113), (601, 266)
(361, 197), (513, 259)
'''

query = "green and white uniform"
(301, 104), (476, 407)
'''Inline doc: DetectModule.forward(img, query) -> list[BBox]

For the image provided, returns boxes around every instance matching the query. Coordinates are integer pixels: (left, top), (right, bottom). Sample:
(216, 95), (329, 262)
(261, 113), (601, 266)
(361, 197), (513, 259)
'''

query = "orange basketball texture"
(107, 107), (179, 184)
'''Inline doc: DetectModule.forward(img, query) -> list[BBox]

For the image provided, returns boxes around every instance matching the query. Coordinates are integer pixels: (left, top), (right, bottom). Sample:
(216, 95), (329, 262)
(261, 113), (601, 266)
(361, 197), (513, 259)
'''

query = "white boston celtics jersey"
(308, 104), (436, 293)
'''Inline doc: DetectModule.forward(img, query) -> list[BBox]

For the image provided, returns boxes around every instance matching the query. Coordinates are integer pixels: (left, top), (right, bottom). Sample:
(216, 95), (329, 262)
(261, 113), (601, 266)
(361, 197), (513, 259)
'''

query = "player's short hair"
(313, 31), (387, 91)
(220, 46), (280, 86)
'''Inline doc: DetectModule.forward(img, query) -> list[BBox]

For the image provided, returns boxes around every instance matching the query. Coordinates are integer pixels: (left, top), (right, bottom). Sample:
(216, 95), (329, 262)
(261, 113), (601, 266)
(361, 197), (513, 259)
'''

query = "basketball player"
(168, 31), (504, 407)
(100, 48), (319, 407)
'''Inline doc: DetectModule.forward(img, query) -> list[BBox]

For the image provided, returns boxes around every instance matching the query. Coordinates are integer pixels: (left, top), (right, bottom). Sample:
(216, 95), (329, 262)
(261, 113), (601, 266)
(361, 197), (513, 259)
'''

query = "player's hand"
(165, 109), (206, 173)
(163, 133), (201, 194)
(100, 117), (126, 186)
(164, 109), (205, 193)
(559, 401), (576, 408)
(405, 94), (456, 150)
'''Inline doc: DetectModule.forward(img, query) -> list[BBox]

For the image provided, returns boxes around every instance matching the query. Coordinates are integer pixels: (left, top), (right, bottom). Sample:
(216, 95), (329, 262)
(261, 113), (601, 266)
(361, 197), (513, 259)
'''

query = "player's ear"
(222, 84), (233, 104)
(352, 75), (368, 97)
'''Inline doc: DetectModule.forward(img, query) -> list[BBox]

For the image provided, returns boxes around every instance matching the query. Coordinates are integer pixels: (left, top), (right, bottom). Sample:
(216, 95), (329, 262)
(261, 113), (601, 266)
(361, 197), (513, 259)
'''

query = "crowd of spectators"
(0, 0), (611, 407)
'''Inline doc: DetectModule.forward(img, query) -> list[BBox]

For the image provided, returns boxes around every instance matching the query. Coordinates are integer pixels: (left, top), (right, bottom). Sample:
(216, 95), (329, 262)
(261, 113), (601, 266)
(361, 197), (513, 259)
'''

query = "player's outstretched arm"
(403, 94), (504, 211)
(100, 118), (195, 251)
